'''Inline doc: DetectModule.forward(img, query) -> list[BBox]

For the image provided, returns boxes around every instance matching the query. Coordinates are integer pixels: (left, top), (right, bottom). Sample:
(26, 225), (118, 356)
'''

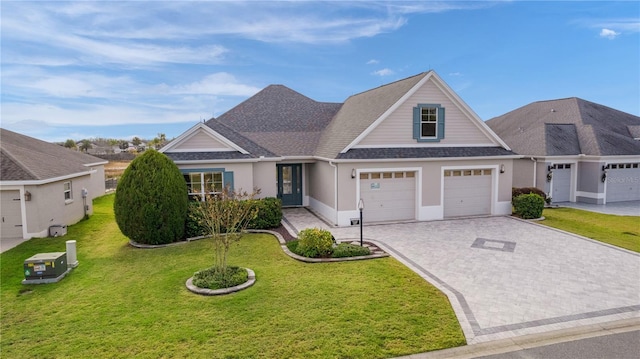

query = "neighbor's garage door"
(1, 190), (23, 239)
(552, 164), (572, 203)
(444, 169), (492, 218)
(360, 171), (416, 222)
(607, 163), (640, 202)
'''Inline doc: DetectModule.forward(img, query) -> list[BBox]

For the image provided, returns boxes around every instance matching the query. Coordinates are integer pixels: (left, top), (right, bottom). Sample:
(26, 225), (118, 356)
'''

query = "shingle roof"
(486, 98), (640, 156)
(164, 152), (255, 161)
(0, 128), (106, 181)
(212, 85), (342, 156)
(315, 72), (428, 159)
(337, 147), (515, 160)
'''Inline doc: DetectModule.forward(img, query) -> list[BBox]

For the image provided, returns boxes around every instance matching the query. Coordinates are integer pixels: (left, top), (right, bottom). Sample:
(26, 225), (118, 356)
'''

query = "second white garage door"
(444, 169), (492, 218)
(606, 163), (640, 202)
(360, 171), (416, 222)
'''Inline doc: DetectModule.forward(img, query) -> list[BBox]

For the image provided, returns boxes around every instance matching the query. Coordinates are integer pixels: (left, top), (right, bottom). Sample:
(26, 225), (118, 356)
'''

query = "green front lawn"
(540, 208), (640, 252)
(1, 194), (465, 358)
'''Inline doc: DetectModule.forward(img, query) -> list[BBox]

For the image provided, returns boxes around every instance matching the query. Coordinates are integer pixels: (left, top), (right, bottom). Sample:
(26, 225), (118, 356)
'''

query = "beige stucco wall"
(25, 174), (95, 237)
(252, 161), (277, 198)
(307, 161), (336, 208)
(334, 159), (512, 211)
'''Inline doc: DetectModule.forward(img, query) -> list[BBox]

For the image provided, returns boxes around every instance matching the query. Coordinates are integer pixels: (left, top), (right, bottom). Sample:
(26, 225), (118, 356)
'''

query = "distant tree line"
(57, 133), (170, 154)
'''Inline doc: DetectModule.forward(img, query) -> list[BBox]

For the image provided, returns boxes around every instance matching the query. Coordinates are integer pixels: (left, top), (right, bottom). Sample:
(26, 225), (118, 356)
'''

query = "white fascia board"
(160, 122), (202, 153)
(0, 171), (94, 186)
(171, 158), (260, 165)
(160, 123), (250, 155)
(314, 154), (522, 164)
(351, 143), (501, 149)
(580, 155), (640, 162)
(85, 160), (108, 166)
(340, 72), (434, 154)
(428, 71), (511, 151)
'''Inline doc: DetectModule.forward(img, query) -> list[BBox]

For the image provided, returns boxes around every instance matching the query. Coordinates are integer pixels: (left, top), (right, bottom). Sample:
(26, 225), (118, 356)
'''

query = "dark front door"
(277, 164), (302, 206)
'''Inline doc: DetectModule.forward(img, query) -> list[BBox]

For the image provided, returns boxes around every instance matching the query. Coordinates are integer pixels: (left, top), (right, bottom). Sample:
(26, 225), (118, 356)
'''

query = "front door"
(277, 164), (302, 206)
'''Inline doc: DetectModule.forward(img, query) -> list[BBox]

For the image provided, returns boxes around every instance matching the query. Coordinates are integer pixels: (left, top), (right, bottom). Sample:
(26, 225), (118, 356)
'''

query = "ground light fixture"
(358, 198), (364, 246)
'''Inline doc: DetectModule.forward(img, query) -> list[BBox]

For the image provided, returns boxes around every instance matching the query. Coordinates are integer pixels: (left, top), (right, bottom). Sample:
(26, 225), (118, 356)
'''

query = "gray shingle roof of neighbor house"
(0, 128), (107, 181)
(486, 97), (640, 156)
(211, 85), (342, 156)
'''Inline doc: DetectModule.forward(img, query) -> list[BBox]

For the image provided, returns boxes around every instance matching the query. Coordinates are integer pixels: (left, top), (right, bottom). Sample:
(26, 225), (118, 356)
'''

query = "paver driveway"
(282, 209), (640, 344)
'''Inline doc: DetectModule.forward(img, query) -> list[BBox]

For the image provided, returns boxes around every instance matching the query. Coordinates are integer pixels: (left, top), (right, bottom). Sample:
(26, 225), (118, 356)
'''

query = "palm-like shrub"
(114, 150), (188, 244)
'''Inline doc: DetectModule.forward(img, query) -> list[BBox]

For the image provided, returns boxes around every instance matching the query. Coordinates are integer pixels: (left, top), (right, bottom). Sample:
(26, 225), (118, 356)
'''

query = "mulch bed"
(270, 225), (297, 242)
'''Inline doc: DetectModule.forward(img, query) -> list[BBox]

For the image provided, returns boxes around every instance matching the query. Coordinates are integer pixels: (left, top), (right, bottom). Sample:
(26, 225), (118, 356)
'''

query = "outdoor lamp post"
(358, 198), (364, 247)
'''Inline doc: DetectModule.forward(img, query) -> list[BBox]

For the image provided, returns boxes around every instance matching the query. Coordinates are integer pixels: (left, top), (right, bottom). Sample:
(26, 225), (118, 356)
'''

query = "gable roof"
(314, 72), (427, 159)
(213, 85), (342, 156)
(163, 70), (514, 161)
(486, 98), (640, 156)
(0, 128), (106, 182)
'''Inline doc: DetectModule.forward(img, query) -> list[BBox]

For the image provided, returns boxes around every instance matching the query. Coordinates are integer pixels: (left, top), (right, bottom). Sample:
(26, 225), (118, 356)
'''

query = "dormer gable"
(160, 123), (249, 154)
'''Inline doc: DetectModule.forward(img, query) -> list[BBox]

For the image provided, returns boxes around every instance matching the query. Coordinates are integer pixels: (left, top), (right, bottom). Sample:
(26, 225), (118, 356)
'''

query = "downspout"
(329, 161), (338, 226)
(530, 157), (537, 187)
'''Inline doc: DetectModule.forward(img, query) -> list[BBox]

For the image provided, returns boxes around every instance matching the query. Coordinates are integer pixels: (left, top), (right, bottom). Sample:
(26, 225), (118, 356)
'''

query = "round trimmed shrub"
(246, 197), (282, 229)
(297, 228), (334, 258)
(114, 150), (188, 244)
(513, 193), (545, 219)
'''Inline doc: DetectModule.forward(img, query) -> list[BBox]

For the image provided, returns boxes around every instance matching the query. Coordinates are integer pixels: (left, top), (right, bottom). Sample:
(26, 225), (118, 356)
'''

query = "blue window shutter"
(413, 106), (420, 139)
(223, 171), (234, 191)
(437, 107), (445, 139)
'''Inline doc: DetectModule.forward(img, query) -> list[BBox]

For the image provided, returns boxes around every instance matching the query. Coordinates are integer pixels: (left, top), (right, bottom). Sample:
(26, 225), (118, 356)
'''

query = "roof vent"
(550, 109), (556, 112)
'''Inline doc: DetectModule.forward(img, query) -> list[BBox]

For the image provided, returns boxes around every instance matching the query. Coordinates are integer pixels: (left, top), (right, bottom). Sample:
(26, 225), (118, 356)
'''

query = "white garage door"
(552, 164), (572, 203)
(444, 169), (492, 218)
(360, 171), (416, 222)
(607, 163), (640, 202)
(1, 190), (23, 239)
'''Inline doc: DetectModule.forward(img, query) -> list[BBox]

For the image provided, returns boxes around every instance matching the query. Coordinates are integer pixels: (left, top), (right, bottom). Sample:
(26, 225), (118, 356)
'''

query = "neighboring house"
(161, 71), (517, 226)
(486, 97), (640, 204)
(0, 129), (107, 240)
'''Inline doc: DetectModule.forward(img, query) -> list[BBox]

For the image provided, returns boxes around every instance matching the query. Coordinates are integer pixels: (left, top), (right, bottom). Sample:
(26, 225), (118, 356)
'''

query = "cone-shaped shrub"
(114, 150), (188, 244)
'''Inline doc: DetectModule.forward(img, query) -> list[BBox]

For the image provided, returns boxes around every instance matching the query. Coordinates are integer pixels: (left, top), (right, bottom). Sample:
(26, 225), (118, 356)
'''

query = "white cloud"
(372, 68), (395, 76)
(449, 72), (462, 77)
(366, 59), (379, 65)
(599, 28), (620, 39)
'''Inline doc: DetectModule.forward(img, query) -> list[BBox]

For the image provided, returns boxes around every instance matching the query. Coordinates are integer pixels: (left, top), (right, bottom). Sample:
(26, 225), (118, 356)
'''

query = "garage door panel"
(607, 166), (640, 202)
(360, 173), (416, 222)
(552, 167), (571, 203)
(444, 170), (492, 218)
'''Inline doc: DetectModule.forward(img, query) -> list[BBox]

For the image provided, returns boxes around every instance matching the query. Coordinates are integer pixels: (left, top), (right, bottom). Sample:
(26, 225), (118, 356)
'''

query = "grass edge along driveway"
(1, 194), (465, 359)
(540, 207), (640, 253)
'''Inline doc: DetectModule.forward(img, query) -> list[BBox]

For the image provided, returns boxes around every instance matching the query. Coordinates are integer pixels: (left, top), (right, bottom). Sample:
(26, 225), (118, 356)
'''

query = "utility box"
(49, 225), (67, 237)
(24, 252), (67, 280)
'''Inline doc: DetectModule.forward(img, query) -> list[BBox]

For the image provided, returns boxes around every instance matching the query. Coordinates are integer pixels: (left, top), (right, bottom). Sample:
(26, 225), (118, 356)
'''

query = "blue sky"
(1, 1), (638, 143)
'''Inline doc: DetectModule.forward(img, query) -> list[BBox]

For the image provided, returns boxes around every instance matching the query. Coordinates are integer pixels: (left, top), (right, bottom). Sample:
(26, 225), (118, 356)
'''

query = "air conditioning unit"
(49, 225), (67, 237)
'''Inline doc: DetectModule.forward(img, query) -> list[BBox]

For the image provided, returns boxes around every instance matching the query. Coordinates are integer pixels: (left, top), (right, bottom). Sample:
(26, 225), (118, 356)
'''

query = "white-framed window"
(64, 181), (73, 201)
(420, 106), (438, 138)
(413, 103), (445, 142)
(183, 172), (223, 200)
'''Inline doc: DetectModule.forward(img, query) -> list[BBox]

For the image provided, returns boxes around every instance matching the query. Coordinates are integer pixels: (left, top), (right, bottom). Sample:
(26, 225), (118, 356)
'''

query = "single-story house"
(486, 97), (640, 204)
(161, 70), (518, 226)
(0, 128), (107, 240)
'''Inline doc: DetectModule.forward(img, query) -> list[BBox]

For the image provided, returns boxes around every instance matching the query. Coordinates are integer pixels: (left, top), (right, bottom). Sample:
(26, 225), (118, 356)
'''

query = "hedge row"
(185, 197), (282, 238)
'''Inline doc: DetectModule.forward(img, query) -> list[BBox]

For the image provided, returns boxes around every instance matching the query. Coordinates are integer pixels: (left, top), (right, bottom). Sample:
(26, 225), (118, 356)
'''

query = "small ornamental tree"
(114, 150), (188, 245)
(192, 187), (259, 278)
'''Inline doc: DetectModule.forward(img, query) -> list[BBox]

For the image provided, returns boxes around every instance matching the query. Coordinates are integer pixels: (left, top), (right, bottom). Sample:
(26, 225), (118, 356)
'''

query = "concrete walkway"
(557, 200), (640, 216)
(282, 209), (640, 346)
